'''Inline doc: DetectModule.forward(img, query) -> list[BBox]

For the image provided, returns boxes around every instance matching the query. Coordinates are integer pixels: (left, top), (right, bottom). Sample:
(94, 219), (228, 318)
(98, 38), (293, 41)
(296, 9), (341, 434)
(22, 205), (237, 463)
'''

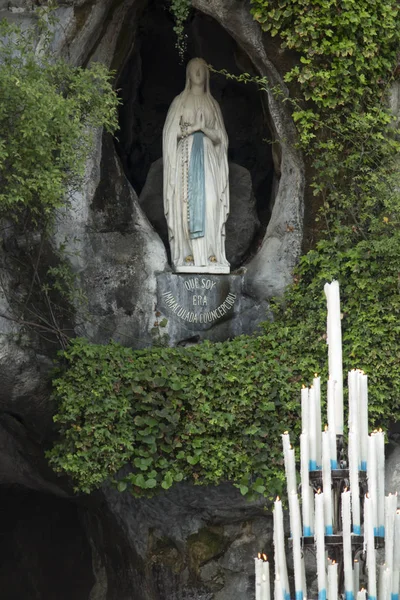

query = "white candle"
(392, 569), (399, 600)
(289, 492), (304, 600)
(324, 281), (343, 435)
(255, 555), (263, 600)
(349, 430), (361, 534)
(359, 373), (368, 470)
(309, 387), (317, 471)
(328, 561), (338, 600)
(394, 511), (400, 570)
(322, 430), (333, 534)
(353, 560), (360, 595)
(300, 433), (313, 536)
(385, 494), (397, 571)
(327, 379), (337, 468)
(313, 375), (322, 469)
(367, 434), (378, 537)
(342, 489), (354, 600)
(301, 386), (309, 434)
(315, 490), (327, 600)
(356, 590), (367, 600)
(376, 430), (385, 537)
(364, 494), (377, 600)
(273, 498), (289, 600)
(261, 558), (271, 600)
(282, 433), (297, 497)
(274, 576), (283, 600)
(381, 566), (391, 600)
(348, 370), (358, 434)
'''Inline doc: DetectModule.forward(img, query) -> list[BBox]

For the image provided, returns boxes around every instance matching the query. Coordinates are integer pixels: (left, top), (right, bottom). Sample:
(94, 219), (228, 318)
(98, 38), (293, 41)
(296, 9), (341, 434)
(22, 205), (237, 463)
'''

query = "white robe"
(163, 90), (229, 270)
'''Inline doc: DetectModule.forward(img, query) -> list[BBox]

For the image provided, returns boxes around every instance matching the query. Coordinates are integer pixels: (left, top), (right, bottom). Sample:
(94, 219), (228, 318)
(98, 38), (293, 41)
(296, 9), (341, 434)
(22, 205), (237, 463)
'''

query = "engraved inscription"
(162, 290), (236, 323)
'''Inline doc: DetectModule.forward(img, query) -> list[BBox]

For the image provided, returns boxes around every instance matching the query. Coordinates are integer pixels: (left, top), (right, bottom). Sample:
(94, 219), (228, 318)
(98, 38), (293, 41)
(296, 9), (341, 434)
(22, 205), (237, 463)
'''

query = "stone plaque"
(156, 273), (243, 341)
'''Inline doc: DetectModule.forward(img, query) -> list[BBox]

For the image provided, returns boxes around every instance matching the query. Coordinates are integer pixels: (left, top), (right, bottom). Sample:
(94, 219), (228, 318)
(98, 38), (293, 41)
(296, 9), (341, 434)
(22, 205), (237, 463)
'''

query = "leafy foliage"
(0, 15), (118, 223)
(169, 0), (191, 61)
(0, 10), (119, 347)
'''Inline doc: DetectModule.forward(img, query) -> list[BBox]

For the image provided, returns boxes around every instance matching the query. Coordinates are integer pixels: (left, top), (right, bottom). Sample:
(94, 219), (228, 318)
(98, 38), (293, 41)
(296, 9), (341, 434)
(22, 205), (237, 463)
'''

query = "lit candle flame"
(258, 552), (261, 559)
(262, 553), (268, 562)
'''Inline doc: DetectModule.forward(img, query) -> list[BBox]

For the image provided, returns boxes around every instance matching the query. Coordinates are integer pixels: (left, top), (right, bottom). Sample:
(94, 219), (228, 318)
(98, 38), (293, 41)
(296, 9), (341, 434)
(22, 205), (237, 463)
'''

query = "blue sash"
(188, 131), (205, 239)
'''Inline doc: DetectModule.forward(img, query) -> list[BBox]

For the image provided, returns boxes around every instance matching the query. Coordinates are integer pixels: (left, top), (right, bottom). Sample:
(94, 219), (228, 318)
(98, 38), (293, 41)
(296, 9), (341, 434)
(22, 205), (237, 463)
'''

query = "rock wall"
(0, 0), (305, 598)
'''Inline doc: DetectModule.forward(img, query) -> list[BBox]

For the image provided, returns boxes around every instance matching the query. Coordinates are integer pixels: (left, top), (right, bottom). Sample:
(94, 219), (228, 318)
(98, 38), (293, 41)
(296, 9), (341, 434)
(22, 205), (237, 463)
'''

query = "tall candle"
(324, 281), (343, 435)
(282, 433), (297, 497)
(359, 373), (368, 470)
(309, 387), (317, 470)
(385, 494), (397, 571)
(348, 370), (358, 435)
(328, 561), (338, 600)
(353, 560), (360, 595)
(365, 494), (377, 600)
(255, 555), (263, 600)
(376, 430), (385, 537)
(315, 490), (327, 600)
(273, 498), (289, 600)
(367, 434), (378, 536)
(349, 430), (361, 534)
(274, 575), (283, 600)
(394, 511), (400, 571)
(357, 590), (367, 600)
(342, 489), (354, 600)
(327, 379), (337, 468)
(300, 433), (313, 536)
(382, 566), (391, 600)
(313, 375), (322, 469)
(322, 430), (333, 534)
(289, 492), (304, 600)
(301, 386), (309, 434)
(392, 569), (399, 600)
(261, 558), (271, 600)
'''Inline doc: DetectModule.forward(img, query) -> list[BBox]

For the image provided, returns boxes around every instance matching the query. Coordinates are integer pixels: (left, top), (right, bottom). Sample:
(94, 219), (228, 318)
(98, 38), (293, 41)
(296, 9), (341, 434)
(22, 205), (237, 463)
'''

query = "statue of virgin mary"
(163, 58), (230, 273)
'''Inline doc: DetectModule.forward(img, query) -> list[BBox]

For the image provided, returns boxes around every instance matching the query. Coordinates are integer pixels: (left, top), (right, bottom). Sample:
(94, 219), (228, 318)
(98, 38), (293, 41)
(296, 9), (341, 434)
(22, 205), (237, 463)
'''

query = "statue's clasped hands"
(187, 110), (205, 135)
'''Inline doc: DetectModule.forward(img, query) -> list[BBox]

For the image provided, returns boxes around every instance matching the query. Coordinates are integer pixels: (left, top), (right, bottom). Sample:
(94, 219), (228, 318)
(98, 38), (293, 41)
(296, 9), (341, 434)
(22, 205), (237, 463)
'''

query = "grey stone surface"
(89, 482), (274, 600)
(139, 159), (260, 270)
(156, 272), (270, 344)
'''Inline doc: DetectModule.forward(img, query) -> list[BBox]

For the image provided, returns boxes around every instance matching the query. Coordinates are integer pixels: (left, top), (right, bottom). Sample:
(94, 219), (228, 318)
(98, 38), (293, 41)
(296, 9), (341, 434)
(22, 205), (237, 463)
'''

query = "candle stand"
(254, 282), (398, 600)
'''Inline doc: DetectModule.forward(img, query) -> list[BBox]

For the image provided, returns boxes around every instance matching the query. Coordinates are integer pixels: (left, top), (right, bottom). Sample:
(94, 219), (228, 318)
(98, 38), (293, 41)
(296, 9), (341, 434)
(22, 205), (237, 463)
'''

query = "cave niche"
(115, 0), (276, 268)
(0, 488), (94, 600)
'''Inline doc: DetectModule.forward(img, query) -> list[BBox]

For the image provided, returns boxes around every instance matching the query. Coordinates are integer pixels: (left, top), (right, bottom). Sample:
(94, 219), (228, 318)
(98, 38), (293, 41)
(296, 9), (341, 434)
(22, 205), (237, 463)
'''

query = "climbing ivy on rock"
(48, 222), (400, 498)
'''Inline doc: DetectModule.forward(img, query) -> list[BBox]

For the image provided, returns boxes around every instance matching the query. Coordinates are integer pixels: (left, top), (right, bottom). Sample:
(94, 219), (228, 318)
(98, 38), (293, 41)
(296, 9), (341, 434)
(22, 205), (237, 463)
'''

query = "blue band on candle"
(330, 459), (338, 469)
(391, 593), (399, 600)
(285, 592), (291, 600)
(353, 525), (361, 535)
(296, 592), (303, 600)
(368, 596), (376, 600)
(325, 525), (333, 535)
(303, 526), (312, 536)
(378, 525), (385, 537)
(345, 592), (354, 600)
(374, 527), (379, 536)
(360, 461), (367, 471)
(309, 460), (317, 471)
(318, 589), (327, 600)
